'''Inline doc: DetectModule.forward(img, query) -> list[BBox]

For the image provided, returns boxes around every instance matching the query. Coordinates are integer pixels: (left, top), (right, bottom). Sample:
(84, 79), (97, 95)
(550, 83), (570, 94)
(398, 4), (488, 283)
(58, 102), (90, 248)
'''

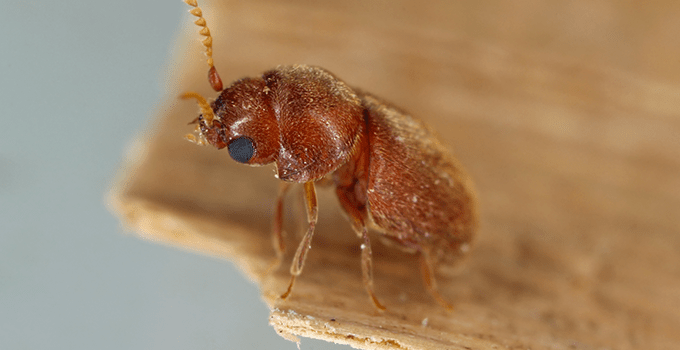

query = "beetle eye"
(228, 137), (255, 163)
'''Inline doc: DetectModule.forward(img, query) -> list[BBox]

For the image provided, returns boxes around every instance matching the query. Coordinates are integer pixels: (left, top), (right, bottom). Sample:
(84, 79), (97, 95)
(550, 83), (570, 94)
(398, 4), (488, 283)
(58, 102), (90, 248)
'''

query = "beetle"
(181, 0), (477, 311)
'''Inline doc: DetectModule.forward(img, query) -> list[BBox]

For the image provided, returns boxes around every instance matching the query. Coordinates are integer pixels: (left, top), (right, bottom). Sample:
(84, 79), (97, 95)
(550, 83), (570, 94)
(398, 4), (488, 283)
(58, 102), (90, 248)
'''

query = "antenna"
(184, 0), (224, 92)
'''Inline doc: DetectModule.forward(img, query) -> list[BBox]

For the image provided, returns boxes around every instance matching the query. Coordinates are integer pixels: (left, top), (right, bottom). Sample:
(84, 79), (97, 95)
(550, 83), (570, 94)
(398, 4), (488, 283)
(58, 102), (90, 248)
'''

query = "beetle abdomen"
(362, 93), (477, 259)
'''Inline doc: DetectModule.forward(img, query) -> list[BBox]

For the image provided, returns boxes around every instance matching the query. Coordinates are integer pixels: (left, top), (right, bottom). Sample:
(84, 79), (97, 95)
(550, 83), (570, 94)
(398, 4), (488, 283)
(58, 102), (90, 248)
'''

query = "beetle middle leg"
(336, 187), (386, 311)
(280, 181), (317, 300)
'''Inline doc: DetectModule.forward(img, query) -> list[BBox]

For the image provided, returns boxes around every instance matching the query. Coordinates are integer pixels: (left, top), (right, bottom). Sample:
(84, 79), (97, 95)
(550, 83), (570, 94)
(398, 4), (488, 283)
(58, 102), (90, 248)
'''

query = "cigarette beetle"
(181, 0), (477, 311)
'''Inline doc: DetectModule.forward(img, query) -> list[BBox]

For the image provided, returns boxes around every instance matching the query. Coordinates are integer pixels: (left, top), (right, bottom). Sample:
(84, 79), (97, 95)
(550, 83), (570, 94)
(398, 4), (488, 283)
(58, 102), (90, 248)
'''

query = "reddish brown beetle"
(181, 0), (477, 311)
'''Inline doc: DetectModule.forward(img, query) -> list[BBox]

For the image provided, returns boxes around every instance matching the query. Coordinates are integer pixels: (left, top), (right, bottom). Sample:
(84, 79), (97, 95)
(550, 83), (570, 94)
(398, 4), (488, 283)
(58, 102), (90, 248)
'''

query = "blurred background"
(0, 0), (343, 349)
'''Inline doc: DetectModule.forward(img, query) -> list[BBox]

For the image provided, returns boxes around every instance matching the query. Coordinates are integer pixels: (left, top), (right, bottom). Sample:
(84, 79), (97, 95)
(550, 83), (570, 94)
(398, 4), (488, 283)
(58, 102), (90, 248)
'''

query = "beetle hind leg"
(419, 249), (454, 311)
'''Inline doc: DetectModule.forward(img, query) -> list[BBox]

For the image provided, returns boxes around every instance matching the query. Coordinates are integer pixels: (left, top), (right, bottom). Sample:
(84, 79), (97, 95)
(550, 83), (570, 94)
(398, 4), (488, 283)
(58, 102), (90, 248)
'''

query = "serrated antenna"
(184, 0), (224, 92)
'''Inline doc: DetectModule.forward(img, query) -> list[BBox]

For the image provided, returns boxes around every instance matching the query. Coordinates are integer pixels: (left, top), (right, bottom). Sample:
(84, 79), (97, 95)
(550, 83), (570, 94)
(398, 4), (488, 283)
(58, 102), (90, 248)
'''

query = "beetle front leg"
(280, 181), (317, 300)
(266, 181), (292, 275)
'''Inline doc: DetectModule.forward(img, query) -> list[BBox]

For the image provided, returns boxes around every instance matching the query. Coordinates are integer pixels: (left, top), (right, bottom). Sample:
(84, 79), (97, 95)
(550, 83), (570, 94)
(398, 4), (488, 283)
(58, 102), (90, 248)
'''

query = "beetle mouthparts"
(181, 91), (217, 146)
(181, 91), (216, 126)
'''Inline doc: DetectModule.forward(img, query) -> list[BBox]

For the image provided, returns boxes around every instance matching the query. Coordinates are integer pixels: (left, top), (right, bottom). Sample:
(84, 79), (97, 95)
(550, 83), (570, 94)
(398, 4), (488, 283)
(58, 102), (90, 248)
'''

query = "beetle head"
(184, 78), (279, 166)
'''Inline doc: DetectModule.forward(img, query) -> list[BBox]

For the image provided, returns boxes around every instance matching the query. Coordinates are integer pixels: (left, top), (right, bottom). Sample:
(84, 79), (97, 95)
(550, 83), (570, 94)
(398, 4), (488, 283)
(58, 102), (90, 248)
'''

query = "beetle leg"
(419, 249), (454, 311)
(336, 188), (386, 311)
(281, 181), (317, 300)
(266, 181), (292, 275)
(359, 225), (386, 310)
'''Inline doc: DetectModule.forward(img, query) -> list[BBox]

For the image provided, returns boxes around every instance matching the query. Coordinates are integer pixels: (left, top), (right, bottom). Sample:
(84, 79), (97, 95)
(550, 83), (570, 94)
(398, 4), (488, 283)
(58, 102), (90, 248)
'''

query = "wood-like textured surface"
(110, 1), (680, 349)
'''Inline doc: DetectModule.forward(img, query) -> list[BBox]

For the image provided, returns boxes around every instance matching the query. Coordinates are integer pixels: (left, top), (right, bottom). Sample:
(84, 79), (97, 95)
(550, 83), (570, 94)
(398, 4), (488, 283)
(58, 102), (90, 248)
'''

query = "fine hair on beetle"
(181, 0), (478, 311)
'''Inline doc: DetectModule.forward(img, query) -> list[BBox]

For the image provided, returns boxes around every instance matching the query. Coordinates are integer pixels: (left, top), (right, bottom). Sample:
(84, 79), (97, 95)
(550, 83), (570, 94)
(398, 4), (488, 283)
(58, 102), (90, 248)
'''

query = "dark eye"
(228, 137), (255, 163)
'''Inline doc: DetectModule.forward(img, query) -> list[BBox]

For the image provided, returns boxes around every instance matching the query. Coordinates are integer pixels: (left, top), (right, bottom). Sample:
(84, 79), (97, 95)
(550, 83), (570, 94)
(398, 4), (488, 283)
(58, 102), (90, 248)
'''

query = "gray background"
(0, 1), (346, 349)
